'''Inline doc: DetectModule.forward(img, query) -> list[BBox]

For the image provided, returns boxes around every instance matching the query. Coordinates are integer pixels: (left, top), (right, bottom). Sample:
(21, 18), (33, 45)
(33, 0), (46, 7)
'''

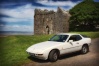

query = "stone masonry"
(34, 7), (70, 35)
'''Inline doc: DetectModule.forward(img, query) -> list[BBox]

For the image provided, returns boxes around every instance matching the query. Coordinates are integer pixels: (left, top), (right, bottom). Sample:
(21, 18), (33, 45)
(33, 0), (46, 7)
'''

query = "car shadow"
(59, 51), (81, 60)
(28, 51), (82, 63)
(28, 56), (49, 63)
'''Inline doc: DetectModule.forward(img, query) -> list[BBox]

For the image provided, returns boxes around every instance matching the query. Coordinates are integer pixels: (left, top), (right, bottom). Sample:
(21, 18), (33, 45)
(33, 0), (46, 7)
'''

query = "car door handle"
(76, 42), (79, 44)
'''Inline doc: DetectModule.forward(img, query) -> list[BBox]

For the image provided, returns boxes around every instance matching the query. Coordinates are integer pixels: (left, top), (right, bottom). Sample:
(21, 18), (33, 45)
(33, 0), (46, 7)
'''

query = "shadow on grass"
(28, 51), (81, 63)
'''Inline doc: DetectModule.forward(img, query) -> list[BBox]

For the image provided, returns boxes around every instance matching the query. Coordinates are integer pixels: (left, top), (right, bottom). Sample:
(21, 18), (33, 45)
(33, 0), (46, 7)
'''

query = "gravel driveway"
(23, 38), (99, 66)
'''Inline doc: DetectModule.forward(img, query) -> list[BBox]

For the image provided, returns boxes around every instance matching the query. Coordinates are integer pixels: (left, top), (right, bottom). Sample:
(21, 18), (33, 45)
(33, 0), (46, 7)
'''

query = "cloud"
(1, 17), (32, 23)
(1, 4), (34, 22)
(13, 25), (20, 28)
(36, 0), (80, 7)
(0, 24), (4, 27)
(0, 25), (33, 31)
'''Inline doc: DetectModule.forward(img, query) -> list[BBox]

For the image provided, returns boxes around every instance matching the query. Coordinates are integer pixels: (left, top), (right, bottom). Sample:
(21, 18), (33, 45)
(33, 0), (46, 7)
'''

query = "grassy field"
(0, 32), (99, 66)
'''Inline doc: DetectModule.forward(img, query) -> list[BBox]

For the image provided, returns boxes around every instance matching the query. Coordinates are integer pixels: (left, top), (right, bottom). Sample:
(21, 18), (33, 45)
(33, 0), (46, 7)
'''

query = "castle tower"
(34, 7), (70, 35)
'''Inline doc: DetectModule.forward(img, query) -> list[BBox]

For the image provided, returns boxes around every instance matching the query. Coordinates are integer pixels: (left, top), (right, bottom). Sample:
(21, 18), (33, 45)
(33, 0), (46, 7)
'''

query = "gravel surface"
(23, 38), (99, 66)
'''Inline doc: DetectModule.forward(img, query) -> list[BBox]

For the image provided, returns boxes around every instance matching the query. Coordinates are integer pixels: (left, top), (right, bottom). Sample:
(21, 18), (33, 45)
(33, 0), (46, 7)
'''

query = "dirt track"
(23, 38), (99, 66)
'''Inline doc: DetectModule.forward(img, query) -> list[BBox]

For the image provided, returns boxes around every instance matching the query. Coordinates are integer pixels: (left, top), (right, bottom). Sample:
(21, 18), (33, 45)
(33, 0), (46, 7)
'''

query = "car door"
(60, 42), (74, 54)
(67, 35), (83, 52)
(60, 35), (82, 54)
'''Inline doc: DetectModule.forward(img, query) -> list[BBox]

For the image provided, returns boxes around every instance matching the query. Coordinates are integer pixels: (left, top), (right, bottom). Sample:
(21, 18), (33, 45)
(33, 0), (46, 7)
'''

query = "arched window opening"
(46, 25), (50, 34)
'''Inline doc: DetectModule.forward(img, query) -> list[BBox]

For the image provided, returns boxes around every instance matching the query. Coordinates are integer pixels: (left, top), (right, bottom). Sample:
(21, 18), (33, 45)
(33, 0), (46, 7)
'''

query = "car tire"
(81, 45), (89, 54)
(49, 50), (58, 62)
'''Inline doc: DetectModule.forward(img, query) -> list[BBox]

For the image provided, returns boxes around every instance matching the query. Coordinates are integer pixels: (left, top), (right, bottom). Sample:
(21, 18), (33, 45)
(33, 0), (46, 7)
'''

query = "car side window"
(68, 35), (82, 42)
(68, 35), (76, 41)
(76, 35), (82, 41)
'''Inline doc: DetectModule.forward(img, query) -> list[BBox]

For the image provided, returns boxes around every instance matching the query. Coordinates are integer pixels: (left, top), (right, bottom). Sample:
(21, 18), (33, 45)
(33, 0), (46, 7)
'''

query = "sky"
(0, 0), (99, 32)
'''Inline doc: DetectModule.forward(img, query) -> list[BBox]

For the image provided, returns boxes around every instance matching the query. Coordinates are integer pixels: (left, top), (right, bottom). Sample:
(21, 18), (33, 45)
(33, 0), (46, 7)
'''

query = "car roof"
(57, 33), (80, 36)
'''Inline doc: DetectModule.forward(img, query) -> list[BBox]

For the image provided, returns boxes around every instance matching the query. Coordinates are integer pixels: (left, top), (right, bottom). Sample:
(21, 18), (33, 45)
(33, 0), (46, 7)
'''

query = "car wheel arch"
(82, 44), (89, 47)
(82, 44), (89, 50)
(48, 49), (60, 58)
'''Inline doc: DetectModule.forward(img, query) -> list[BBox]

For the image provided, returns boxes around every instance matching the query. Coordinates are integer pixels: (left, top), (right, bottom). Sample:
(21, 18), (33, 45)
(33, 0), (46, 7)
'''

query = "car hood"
(26, 41), (62, 53)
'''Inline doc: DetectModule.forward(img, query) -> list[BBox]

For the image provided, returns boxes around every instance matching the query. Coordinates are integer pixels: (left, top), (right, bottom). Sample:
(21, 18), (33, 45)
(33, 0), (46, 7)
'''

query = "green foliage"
(69, 0), (99, 31)
(0, 32), (99, 66)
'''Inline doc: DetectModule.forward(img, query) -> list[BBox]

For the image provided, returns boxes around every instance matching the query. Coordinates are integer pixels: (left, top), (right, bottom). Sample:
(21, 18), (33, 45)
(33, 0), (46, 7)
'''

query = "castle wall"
(34, 7), (70, 35)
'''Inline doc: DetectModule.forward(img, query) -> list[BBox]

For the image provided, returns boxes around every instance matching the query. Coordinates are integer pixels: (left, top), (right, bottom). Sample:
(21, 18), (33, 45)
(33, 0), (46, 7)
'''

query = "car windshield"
(49, 35), (68, 42)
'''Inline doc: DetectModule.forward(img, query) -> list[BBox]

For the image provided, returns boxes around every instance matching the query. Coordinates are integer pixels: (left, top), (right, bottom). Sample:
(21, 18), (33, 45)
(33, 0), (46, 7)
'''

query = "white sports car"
(26, 33), (91, 62)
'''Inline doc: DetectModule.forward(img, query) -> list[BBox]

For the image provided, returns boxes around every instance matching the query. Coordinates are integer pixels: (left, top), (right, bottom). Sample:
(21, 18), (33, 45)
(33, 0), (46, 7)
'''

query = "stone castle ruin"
(34, 7), (70, 35)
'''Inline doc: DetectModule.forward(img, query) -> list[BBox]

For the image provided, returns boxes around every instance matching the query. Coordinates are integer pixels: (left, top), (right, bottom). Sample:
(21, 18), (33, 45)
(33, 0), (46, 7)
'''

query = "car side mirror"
(69, 40), (73, 45)
(63, 40), (66, 42)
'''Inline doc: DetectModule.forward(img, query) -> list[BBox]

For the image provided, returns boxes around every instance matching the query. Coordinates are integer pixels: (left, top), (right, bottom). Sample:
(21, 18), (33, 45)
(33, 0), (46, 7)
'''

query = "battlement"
(35, 9), (55, 15)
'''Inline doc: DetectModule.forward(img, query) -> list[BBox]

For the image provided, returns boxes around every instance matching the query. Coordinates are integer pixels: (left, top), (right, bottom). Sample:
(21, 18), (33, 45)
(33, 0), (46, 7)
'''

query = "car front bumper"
(27, 52), (47, 60)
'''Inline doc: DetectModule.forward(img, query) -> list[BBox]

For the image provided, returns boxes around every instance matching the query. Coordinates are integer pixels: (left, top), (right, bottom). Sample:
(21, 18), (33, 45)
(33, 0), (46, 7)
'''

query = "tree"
(69, 0), (99, 31)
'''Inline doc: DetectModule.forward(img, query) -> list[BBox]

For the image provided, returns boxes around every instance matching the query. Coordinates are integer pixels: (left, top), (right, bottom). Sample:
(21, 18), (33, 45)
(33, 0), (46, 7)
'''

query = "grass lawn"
(0, 32), (99, 66)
